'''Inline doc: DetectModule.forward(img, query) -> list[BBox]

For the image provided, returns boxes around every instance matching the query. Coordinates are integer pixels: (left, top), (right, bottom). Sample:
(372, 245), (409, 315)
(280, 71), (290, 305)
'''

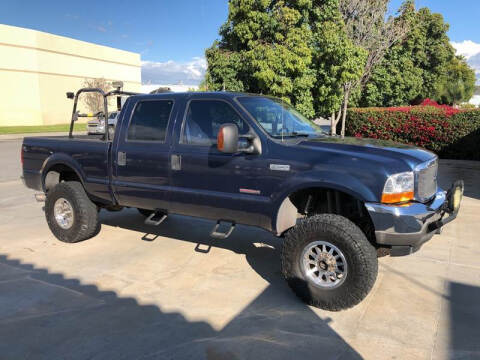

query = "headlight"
(381, 171), (414, 204)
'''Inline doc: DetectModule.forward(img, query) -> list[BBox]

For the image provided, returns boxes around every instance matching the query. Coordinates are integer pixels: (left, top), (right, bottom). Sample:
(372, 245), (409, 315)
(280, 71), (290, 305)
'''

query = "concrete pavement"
(0, 138), (479, 359)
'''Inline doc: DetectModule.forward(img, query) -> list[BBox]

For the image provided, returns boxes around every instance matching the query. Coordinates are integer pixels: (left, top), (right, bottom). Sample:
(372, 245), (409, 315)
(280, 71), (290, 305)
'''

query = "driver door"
(169, 98), (270, 229)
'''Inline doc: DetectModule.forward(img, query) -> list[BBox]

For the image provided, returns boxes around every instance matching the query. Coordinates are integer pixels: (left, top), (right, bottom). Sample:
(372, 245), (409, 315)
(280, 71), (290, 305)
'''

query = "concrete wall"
(0, 24), (141, 126)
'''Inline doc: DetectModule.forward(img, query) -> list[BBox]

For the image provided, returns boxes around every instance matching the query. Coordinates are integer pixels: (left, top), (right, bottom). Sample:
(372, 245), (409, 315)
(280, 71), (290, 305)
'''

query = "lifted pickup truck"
(22, 89), (464, 311)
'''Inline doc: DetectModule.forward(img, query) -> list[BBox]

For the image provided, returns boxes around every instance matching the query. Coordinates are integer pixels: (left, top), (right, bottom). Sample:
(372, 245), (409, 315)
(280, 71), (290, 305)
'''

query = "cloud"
(451, 40), (480, 84)
(141, 57), (207, 85)
(467, 53), (480, 74)
(451, 40), (480, 60)
(89, 24), (107, 33)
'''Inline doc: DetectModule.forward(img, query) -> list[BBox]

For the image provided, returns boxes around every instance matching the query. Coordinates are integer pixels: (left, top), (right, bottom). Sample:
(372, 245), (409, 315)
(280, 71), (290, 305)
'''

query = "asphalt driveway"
(0, 138), (479, 359)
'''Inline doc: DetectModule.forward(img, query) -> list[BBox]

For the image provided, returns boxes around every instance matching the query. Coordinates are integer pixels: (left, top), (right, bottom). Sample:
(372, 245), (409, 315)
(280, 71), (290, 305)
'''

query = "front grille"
(416, 158), (438, 202)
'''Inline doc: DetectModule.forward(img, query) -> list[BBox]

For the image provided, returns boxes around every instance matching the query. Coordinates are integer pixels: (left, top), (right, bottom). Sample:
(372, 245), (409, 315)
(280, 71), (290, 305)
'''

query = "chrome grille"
(416, 158), (438, 202)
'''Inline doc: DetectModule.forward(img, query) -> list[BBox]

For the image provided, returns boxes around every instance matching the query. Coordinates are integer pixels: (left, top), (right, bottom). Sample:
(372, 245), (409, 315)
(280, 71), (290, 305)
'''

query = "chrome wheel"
(301, 241), (348, 289)
(54, 198), (74, 230)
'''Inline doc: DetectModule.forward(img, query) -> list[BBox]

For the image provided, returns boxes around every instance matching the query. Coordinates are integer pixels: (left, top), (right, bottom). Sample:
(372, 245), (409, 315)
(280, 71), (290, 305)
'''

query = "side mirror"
(66, 92), (75, 99)
(217, 124), (239, 153)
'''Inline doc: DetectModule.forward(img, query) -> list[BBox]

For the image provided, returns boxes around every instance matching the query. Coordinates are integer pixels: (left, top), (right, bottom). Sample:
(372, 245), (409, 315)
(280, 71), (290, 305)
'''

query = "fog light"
(449, 180), (464, 213)
(453, 186), (463, 212)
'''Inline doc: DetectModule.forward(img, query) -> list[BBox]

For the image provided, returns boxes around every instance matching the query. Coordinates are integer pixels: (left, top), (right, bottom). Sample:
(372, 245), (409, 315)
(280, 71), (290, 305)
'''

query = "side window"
(127, 100), (174, 142)
(182, 100), (248, 146)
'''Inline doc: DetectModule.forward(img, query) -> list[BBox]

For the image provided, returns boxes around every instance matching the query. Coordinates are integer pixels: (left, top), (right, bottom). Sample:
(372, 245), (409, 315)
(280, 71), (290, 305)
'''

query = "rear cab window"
(127, 100), (174, 142)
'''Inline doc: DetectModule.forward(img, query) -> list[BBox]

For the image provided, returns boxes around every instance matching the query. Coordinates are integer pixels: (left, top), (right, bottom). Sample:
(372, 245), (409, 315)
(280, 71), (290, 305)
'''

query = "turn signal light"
(217, 128), (225, 151)
(381, 191), (414, 204)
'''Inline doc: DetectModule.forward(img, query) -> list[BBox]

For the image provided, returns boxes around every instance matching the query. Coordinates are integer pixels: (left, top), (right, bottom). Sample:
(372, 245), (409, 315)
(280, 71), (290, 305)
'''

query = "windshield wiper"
(272, 132), (320, 139)
(285, 132), (311, 137)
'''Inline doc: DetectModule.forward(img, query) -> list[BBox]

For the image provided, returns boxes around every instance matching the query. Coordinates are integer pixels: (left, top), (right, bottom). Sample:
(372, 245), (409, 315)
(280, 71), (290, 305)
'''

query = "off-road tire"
(45, 181), (100, 243)
(281, 214), (378, 311)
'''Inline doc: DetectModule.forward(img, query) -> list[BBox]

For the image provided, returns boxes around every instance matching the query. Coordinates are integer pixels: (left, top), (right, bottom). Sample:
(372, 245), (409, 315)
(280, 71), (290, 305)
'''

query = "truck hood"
(299, 136), (436, 169)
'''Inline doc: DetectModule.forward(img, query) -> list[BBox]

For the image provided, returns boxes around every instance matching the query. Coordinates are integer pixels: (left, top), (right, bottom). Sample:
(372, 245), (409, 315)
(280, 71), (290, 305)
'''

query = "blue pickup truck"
(21, 89), (464, 311)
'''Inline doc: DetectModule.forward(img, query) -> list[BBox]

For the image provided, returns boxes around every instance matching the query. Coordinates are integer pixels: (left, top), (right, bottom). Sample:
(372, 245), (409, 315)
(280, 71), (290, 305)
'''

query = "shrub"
(346, 102), (480, 160)
(459, 103), (477, 110)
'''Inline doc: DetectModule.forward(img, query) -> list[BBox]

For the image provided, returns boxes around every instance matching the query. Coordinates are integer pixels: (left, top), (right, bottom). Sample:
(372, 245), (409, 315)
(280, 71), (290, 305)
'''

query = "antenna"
(281, 98), (284, 142)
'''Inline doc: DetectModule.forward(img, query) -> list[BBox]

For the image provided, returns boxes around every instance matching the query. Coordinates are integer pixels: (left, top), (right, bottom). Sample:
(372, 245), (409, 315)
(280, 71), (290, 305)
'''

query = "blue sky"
(389, 0), (480, 43)
(1, 0), (479, 85)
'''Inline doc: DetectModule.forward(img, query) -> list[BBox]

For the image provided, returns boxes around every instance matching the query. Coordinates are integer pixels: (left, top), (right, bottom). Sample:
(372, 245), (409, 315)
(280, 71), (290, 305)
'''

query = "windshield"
(109, 112), (118, 119)
(237, 96), (324, 139)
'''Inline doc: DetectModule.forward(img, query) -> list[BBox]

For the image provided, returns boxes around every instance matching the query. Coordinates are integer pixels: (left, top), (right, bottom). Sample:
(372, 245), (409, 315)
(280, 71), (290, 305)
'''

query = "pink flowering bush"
(346, 101), (480, 160)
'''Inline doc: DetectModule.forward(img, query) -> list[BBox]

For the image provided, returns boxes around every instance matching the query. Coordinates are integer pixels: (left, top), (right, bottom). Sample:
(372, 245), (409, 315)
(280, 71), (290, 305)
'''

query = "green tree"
(335, 0), (410, 135)
(205, 0), (366, 122)
(310, 0), (366, 134)
(438, 56), (476, 105)
(360, 2), (422, 106)
(361, 7), (476, 106)
(205, 0), (317, 117)
(206, 0), (415, 135)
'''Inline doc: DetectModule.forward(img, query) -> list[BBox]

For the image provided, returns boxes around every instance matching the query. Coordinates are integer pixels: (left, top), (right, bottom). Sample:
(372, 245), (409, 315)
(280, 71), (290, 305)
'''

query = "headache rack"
(66, 82), (139, 141)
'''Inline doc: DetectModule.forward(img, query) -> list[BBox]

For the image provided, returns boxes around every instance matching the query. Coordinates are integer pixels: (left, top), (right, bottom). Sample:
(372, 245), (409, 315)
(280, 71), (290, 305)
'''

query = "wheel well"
(289, 187), (376, 245)
(44, 164), (81, 192)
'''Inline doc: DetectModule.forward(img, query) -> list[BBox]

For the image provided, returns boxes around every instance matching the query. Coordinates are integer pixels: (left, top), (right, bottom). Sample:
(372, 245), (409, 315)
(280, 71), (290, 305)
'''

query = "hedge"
(345, 100), (480, 160)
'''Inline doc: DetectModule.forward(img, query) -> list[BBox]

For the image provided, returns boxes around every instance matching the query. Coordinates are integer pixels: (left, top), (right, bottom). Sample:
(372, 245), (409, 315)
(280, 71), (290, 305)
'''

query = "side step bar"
(145, 211), (168, 226)
(210, 220), (236, 239)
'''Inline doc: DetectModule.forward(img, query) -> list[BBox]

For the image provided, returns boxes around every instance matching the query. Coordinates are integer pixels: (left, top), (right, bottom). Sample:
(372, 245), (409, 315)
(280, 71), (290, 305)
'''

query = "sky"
(1, 0), (480, 85)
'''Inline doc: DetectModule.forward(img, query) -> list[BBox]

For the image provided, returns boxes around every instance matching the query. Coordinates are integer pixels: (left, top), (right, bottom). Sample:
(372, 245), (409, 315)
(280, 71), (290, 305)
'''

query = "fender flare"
(272, 178), (376, 236)
(40, 153), (86, 192)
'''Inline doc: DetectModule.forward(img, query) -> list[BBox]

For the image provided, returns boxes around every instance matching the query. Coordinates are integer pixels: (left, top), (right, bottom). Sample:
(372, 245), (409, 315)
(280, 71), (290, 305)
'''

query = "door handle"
(171, 154), (181, 171)
(118, 151), (127, 166)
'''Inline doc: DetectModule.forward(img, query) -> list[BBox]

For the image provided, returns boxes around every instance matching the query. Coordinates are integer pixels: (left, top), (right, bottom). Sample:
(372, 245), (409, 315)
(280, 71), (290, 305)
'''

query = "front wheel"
(281, 214), (378, 311)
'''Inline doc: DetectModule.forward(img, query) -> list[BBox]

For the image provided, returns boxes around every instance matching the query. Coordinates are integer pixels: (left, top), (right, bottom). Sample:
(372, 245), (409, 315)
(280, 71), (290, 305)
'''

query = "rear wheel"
(45, 181), (100, 243)
(281, 214), (378, 311)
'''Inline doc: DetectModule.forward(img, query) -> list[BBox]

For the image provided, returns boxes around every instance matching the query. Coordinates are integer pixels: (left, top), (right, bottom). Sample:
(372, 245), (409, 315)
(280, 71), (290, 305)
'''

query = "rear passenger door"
(112, 97), (177, 210)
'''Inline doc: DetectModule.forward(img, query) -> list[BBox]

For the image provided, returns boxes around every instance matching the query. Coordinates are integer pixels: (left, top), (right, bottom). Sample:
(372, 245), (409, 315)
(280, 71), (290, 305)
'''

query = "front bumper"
(365, 181), (463, 256)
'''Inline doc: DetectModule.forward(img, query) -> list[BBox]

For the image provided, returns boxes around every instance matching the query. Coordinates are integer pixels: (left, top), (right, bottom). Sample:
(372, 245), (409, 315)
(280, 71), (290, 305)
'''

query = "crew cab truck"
(21, 89), (464, 311)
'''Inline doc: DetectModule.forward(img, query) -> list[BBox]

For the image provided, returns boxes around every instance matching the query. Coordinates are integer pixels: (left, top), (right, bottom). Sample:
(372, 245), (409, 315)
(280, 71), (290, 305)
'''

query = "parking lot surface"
(0, 138), (479, 359)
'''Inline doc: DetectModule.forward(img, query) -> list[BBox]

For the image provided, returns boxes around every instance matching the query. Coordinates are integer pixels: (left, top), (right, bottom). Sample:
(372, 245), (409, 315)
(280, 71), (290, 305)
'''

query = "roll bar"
(67, 87), (139, 140)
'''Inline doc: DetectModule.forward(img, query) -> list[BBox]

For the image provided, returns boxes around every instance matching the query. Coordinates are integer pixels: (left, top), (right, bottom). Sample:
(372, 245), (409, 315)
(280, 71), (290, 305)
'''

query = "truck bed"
(22, 135), (112, 203)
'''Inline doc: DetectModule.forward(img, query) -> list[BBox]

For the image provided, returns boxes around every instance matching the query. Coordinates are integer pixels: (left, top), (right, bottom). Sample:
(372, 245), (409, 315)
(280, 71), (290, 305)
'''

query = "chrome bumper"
(365, 183), (462, 255)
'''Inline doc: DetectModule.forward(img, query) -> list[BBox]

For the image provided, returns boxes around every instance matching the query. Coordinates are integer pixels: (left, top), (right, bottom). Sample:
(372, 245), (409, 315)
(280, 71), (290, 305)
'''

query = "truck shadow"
(0, 250), (362, 359)
(448, 282), (480, 358)
(99, 209), (289, 287)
